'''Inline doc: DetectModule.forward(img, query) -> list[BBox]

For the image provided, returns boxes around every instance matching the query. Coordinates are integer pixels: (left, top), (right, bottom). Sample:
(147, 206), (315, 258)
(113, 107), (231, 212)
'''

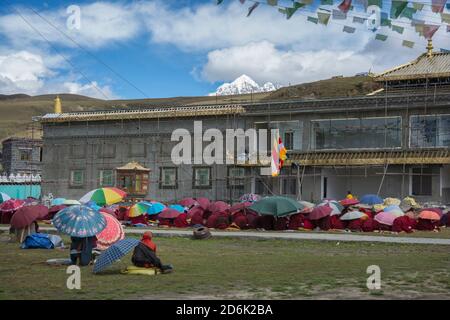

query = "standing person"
(70, 236), (97, 266)
(131, 231), (173, 273)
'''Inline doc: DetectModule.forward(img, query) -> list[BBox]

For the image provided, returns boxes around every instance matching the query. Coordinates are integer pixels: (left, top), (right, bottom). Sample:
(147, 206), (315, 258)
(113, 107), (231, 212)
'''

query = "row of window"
(69, 167), (246, 189)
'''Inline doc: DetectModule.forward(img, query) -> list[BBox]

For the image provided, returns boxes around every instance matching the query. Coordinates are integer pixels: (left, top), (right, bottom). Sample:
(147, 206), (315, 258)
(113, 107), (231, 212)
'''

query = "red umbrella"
(0, 199), (25, 212)
(229, 202), (251, 214)
(421, 208), (443, 218)
(47, 205), (67, 218)
(309, 205), (333, 220)
(187, 206), (204, 219)
(159, 208), (182, 219)
(209, 201), (230, 213)
(96, 213), (124, 250)
(179, 198), (198, 208)
(340, 198), (360, 207)
(10, 205), (45, 229)
(196, 197), (210, 210)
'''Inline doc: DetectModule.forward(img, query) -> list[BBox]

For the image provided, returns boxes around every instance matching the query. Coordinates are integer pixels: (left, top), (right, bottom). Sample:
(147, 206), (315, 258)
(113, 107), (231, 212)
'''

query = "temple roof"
(116, 161), (150, 171)
(374, 51), (450, 82)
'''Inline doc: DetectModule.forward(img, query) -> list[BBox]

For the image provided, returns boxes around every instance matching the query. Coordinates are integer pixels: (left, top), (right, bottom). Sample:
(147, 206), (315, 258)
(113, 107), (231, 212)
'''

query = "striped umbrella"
(0, 192), (11, 204)
(128, 202), (151, 218)
(79, 187), (127, 206)
(96, 213), (124, 251)
(53, 205), (106, 238)
(93, 238), (140, 274)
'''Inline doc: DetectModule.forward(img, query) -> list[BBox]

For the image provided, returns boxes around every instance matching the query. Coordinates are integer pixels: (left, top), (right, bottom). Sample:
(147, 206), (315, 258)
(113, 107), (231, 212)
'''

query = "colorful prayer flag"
(412, 3), (424, 11)
(375, 33), (388, 41)
(400, 7), (417, 19)
(343, 25), (356, 33)
(368, 0), (382, 8)
(338, 0), (352, 13)
(332, 9), (347, 19)
(267, 0), (278, 5)
(391, 25), (404, 34)
(353, 16), (366, 24)
(423, 24), (440, 39)
(307, 16), (319, 24)
(441, 13), (450, 24)
(286, 2), (305, 19)
(247, 2), (259, 17)
(320, 0), (333, 4)
(318, 12), (332, 25)
(432, 0), (446, 13)
(390, 1), (408, 19)
(216, 0), (224, 4)
(402, 40), (415, 48)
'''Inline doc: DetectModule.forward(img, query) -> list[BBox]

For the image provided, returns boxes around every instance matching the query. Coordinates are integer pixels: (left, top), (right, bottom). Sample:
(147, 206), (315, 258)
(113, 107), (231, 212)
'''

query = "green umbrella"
(249, 196), (303, 217)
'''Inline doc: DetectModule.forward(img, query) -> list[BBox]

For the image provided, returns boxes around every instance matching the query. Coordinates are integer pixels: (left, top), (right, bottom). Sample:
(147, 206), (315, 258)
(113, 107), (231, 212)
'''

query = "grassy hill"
(0, 76), (379, 142)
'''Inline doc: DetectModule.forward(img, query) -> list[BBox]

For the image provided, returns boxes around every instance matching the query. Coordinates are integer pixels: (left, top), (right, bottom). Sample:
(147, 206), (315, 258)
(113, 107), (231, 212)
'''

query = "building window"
(284, 131), (294, 150)
(227, 167), (245, 188)
(99, 143), (116, 158)
(19, 149), (32, 161)
(411, 167), (432, 196)
(266, 121), (303, 151)
(282, 178), (297, 195)
(70, 170), (85, 187)
(311, 117), (402, 150)
(193, 167), (212, 189)
(160, 167), (178, 189)
(410, 114), (450, 148)
(99, 170), (114, 187)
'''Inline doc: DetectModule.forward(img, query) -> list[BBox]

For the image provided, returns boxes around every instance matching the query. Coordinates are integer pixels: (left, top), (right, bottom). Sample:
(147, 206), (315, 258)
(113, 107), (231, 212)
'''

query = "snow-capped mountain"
(209, 74), (282, 96)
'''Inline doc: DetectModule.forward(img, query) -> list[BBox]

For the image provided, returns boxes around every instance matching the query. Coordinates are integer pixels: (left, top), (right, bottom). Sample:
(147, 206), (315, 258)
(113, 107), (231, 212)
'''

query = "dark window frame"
(159, 167), (178, 189)
(192, 166), (212, 189)
(227, 166), (245, 189)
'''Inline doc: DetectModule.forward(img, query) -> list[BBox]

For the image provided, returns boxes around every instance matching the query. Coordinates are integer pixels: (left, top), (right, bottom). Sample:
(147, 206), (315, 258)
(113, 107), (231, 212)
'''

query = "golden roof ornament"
(426, 39), (433, 57)
(54, 95), (62, 114)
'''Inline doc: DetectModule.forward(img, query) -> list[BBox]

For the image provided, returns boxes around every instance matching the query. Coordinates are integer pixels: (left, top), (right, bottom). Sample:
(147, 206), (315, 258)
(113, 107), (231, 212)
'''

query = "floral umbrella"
(0, 199), (25, 212)
(53, 205), (106, 238)
(239, 193), (261, 203)
(96, 213), (124, 250)
(0, 192), (11, 204)
(309, 205), (333, 220)
(318, 201), (342, 216)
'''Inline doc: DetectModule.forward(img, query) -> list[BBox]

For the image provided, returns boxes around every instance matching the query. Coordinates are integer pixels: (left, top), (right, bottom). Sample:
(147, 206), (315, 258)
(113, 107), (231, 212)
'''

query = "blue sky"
(0, 0), (449, 99)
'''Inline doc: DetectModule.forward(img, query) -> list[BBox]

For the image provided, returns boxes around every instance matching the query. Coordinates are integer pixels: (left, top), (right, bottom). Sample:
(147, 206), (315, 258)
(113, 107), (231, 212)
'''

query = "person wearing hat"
(131, 231), (173, 273)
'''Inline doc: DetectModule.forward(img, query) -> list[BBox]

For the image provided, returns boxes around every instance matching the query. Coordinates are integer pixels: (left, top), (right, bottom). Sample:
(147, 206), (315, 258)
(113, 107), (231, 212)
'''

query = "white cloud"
(0, 50), (115, 98)
(201, 41), (377, 85)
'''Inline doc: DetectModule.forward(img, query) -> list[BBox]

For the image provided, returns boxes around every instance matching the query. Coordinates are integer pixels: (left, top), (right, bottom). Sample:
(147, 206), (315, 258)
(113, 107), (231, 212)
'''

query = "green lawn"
(0, 232), (449, 300)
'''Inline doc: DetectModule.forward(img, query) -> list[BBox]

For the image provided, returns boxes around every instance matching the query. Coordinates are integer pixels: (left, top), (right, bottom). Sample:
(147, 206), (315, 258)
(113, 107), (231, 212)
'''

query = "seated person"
(132, 231), (173, 273)
(70, 236), (97, 266)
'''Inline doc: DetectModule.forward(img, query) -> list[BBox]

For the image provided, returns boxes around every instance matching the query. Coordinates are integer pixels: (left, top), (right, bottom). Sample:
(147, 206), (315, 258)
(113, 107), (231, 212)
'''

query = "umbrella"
(169, 204), (186, 213)
(48, 205), (67, 216)
(159, 208), (181, 219)
(178, 198), (198, 208)
(24, 198), (39, 206)
(196, 197), (210, 210)
(85, 200), (102, 211)
(208, 201), (230, 213)
(384, 205), (404, 218)
(318, 201), (342, 216)
(374, 212), (396, 226)
(63, 199), (81, 206)
(128, 202), (151, 218)
(239, 193), (261, 203)
(93, 238), (140, 274)
(250, 196), (303, 217)
(340, 198), (360, 206)
(11, 205), (47, 229)
(0, 199), (25, 212)
(80, 187), (127, 206)
(360, 194), (383, 205)
(229, 202), (251, 214)
(96, 213), (124, 250)
(0, 192), (11, 204)
(51, 198), (66, 206)
(53, 205), (106, 238)
(299, 200), (315, 209)
(422, 208), (443, 218)
(373, 204), (386, 212)
(340, 210), (367, 221)
(146, 202), (166, 215)
(419, 210), (440, 221)
(383, 197), (401, 206)
(309, 205), (333, 220)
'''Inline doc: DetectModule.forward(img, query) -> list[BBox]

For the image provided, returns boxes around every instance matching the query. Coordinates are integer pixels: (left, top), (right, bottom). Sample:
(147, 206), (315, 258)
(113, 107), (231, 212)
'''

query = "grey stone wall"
(1, 138), (42, 175)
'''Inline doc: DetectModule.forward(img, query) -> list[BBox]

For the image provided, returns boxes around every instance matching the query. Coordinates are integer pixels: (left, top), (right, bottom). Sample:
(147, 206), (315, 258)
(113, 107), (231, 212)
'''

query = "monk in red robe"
(361, 217), (379, 232)
(174, 213), (189, 228)
(392, 216), (415, 233)
(346, 218), (363, 231)
(330, 215), (344, 229)
(415, 218), (439, 231)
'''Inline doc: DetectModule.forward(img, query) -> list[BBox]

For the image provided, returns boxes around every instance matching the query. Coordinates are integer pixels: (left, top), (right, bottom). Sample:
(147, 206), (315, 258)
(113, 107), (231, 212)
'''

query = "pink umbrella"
(229, 202), (251, 214)
(96, 213), (124, 251)
(340, 198), (360, 207)
(10, 205), (46, 229)
(196, 197), (210, 210)
(0, 199), (25, 212)
(187, 206), (204, 219)
(209, 201), (230, 213)
(374, 211), (396, 226)
(159, 208), (182, 219)
(309, 205), (333, 220)
(179, 198), (198, 208)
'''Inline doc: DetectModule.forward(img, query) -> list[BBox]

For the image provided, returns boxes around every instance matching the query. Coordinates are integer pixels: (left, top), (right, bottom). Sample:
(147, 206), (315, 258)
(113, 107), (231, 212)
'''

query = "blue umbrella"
(360, 194), (383, 205)
(93, 238), (140, 274)
(53, 205), (106, 238)
(169, 204), (185, 213)
(147, 202), (166, 215)
(51, 198), (66, 206)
